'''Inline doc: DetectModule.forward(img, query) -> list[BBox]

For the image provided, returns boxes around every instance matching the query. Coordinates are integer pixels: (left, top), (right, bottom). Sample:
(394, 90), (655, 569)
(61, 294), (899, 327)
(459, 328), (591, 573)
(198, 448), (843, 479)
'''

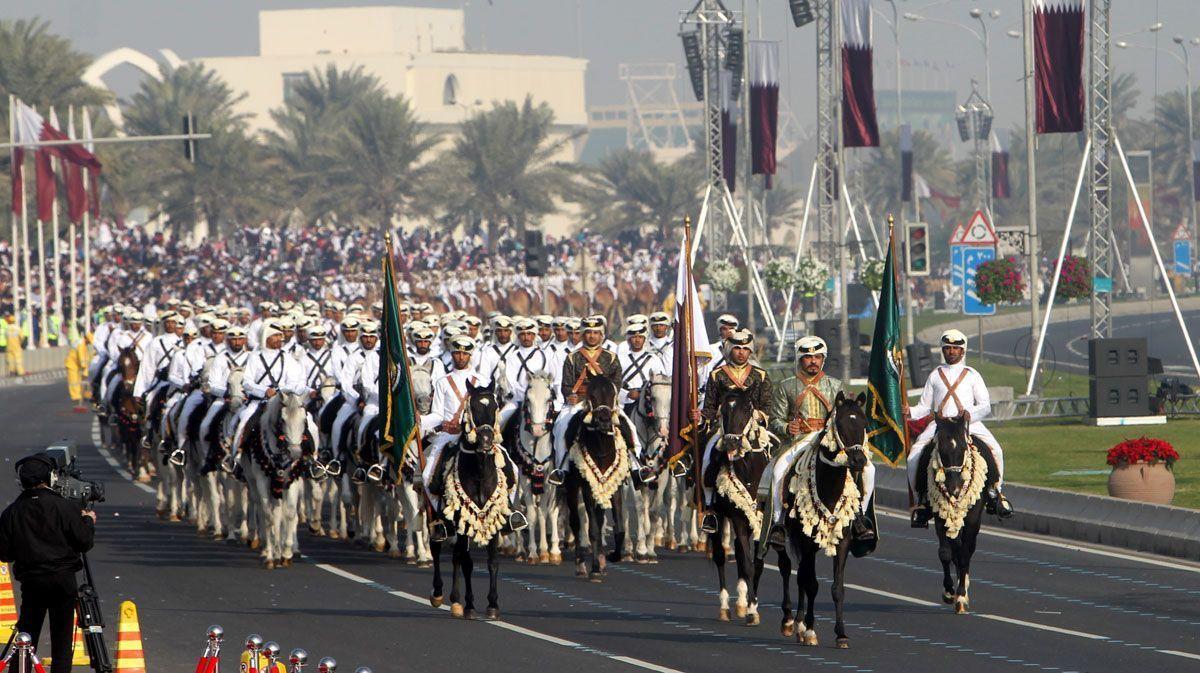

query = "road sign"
(951, 244), (965, 288)
(1175, 240), (1192, 275)
(996, 226), (1027, 257)
(1172, 221), (1190, 242)
(951, 210), (997, 246)
(963, 246), (997, 316)
(948, 221), (967, 245)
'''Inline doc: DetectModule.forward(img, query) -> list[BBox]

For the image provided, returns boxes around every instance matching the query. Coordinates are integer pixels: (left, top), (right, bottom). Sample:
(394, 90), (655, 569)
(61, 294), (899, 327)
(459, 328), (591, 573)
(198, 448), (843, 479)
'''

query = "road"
(3, 381), (1200, 672)
(979, 308), (1200, 387)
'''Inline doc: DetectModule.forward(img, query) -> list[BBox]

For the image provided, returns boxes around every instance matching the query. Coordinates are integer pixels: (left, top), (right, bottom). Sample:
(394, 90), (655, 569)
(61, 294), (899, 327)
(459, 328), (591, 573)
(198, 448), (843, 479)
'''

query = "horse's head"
(118, 347), (140, 383)
(820, 391), (870, 474)
(523, 371), (555, 441)
(463, 380), (500, 452)
(278, 392), (309, 456)
(934, 411), (971, 494)
(318, 375), (338, 405)
(226, 368), (246, 409)
(643, 373), (672, 440)
(718, 391), (769, 461)
(582, 375), (618, 435)
(410, 366), (434, 415)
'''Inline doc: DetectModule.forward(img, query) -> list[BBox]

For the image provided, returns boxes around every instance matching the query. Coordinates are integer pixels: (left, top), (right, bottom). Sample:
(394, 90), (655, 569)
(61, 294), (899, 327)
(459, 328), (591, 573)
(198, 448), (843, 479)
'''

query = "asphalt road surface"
(978, 308), (1200, 387)
(2, 381), (1199, 672)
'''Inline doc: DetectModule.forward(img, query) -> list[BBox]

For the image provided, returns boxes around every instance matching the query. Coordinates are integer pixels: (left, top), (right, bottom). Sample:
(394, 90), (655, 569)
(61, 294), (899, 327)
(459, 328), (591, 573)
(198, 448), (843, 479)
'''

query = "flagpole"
(67, 106), (78, 338)
(8, 95), (19, 329)
(888, 215), (913, 510)
(82, 107), (93, 332)
(684, 216), (703, 517)
(49, 107), (63, 344)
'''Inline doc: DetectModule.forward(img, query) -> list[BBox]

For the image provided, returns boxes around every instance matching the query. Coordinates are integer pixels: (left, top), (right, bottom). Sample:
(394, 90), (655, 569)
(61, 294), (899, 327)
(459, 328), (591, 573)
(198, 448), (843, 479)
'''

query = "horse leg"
(566, 482), (586, 577)
(485, 537), (501, 620)
(832, 543), (851, 648)
(459, 537), (476, 620)
(606, 490), (626, 565)
(938, 530), (956, 605)
(449, 535), (465, 618)
(282, 482), (300, 565)
(956, 518), (979, 614)
(430, 537), (445, 607)
(587, 498), (605, 582)
(797, 540), (819, 646)
(776, 547), (795, 637)
(741, 521), (761, 626)
(731, 520), (750, 621)
(714, 517), (730, 622)
(546, 488), (562, 564)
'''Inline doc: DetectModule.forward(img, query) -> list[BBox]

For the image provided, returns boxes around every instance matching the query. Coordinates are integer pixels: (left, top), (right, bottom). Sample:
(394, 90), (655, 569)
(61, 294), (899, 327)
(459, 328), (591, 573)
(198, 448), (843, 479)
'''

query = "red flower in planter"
(1106, 437), (1180, 467)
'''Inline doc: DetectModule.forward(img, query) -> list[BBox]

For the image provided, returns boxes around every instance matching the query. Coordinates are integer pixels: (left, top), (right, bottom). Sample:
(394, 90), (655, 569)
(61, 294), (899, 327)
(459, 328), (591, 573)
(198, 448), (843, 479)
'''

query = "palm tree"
(570, 148), (703, 236)
(120, 63), (270, 238)
(326, 91), (437, 233)
(434, 96), (578, 252)
(858, 127), (956, 225)
(0, 19), (109, 119)
(264, 64), (383, 222)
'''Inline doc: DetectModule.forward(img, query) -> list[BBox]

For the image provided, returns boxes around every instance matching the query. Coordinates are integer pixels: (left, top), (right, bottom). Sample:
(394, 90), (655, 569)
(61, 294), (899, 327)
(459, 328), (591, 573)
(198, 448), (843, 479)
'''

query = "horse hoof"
(388, 549), (402, 559)
(550, 553), (563, 565)
(430, 594), (444, 608)
(370, 543), (386, 553)
(169, 515), (182, 522)
(249, 539), (261, 551)
(588, 571), (604, 583)
(799, 630), (818, 647)
(329, 531), (341, 540)
(463, 609), (476, 621)
(485, 608), (500, 621)
(263, 560), (276, 570)
(281, 558), (293, 568)
(734, 605), (747, 619)
(665, 540), (676, 551)
(538, 552), (550, 565)
(718, 609), (731, 623)
(450, 603), (464, 618)
(836, 638), (850, 649)
(620, 553), (634, 563)
(942, 591), (955, 605)
(635, 554), (648, 565)
(654, 535), (664, 547)
(781, 620), (796, 638)
(648, 555), (659, 565)
(746, 613), (760, 627)
(955, 599), (969, 615)
(418, 561), (433, 569)
(575, 564), (587, 578)
(526, 555), (538, 565)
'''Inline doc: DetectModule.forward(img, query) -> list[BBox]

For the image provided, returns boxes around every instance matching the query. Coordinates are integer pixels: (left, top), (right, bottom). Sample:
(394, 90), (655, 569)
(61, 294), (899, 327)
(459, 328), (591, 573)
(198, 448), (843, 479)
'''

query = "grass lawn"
(991, 418), (1199, 510)
(970, 358), (1090, 399)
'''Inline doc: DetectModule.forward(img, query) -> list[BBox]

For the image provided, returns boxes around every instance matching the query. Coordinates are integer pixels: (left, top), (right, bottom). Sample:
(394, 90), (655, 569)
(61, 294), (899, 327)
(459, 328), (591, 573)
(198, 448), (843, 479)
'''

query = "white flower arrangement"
(860, 258), (887, 292)
(705, 259), (742, 292)
(792, 258), (830, 295)
(762, 258), (796, 291)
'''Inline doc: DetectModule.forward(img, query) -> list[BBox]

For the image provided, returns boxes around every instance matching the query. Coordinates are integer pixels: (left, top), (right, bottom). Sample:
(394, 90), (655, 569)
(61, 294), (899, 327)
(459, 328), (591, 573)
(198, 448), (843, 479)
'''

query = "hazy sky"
(3, 0), (1198, 139)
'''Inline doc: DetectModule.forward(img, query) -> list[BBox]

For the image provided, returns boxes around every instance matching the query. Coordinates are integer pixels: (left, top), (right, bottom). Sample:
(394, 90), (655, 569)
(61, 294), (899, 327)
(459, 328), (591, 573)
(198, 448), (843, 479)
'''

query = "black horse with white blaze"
(924, 413), (987, 614)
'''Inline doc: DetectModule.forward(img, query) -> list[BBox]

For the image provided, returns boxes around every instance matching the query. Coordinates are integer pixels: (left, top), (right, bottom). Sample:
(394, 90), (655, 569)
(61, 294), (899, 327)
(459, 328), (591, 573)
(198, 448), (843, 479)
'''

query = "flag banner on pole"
(749, 40), (780, 183)
(841, 0), (880, 147)
(991, 131), (1012, 199)
(82, 107), (101, 218)
(1034, 0), (1085, 134)
(10, 148), (22, 216)
(900, 124), (913, 202)
(13, 100), (102, 168)
(379, 236), (420, 468)
(35, 148), (54, 223)
(864, 226), (907, 465)
(666, 231), (710, 468)
(720, 70), (738, 193)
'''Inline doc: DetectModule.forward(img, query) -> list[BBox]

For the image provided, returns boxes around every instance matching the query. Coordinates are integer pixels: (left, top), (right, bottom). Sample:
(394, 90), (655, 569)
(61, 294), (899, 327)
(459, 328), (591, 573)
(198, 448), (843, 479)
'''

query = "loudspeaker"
(1090, 375), (1150, 417)
(906, 343), (936, 388)
(1088, 338), (1147, 377)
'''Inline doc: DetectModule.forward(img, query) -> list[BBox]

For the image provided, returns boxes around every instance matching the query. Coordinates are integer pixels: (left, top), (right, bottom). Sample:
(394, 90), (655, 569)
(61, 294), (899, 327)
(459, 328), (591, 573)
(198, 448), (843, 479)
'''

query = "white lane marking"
(876, 509), (1200, 574)
(843, 582), (938, 607)
(91, 418), (155, 494)
(978, 614), (1106, 640)
(1158, 649), (1200, 661)
(309, 560), (685, 673)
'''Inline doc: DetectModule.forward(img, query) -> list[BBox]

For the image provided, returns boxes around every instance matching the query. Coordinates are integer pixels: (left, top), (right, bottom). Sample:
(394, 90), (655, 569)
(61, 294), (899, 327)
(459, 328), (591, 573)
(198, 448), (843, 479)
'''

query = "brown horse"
(506, 287), (533, 317)
(111, 348), (146, 477)
(593, 284), (618, 325)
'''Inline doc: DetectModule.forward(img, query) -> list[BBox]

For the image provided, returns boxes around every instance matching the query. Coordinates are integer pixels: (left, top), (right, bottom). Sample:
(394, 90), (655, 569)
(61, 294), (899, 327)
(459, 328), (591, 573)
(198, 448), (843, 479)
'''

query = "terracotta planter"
(1107, 461), (1176, 505)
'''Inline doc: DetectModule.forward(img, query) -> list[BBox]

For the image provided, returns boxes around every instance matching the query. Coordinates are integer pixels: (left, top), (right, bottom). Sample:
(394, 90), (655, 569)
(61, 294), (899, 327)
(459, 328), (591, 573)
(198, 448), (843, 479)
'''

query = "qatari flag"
(1034, 0), (1085, 134)
(992, 130), (1012, 199)
(900, 124), (913, 203)
(720, 70), (737, 193)
(841, 0), (879, 147)
(749, 41), (780, 185)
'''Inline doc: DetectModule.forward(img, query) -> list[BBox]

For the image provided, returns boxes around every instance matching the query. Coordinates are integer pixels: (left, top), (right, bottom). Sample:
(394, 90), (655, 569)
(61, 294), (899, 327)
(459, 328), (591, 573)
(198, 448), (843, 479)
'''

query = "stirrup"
(910, 504), (932, 529)
(505, 511), (529, 533)
(324, 459), (343, 477)
(430, 520), (449, 543)
(767, 522), (787, 548)
(168, 448), (186, 467)
(670, 461), (688, 479)
(351, 467), (367, 484)
(309, 461), (328, 480)
(700, 512), (718, 534)
(547, 468), (565, 486)
(852, 514), (877, 542)
(994, 493), (1014, 519)
(637, 466), (657, 484)
(366, 462), (386, 483)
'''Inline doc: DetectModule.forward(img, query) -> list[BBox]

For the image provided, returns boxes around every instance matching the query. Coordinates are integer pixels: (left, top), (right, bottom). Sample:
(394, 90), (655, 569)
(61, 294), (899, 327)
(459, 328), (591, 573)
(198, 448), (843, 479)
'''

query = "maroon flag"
(720, 71), (737, 193)
(10, 148), (23, 215)
(991, 131), (1012, 199)
(66, 160), (86, 223)
(749, 41), (780, 185)
(1034, 0), (1085, 134)
(666, 231), (711, 475)
(841, 0), (879, 147)
(35, 150), (55, 222)
(900, 124), (913, 202)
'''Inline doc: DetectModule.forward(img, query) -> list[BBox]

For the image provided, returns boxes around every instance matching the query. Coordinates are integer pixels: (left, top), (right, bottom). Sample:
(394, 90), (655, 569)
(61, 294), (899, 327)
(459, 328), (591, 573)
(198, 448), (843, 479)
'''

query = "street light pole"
(1176, 36), (1199, 284)
(1022, 0), (1040, 354)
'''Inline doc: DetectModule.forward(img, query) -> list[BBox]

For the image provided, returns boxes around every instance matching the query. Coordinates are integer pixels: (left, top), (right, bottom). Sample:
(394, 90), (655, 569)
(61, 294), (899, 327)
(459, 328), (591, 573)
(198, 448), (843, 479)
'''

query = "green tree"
(858, 127), (956, 226)
(121, 63), (270, 238)
(570, 147), (703, 236)
(0, 18), (109, 119)
(434, 97), (578, 252)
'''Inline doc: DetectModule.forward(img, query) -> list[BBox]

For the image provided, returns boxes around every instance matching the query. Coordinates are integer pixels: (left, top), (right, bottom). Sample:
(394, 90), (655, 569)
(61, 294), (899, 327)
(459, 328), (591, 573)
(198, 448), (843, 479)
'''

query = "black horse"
(110, 348), (145, 477)
(430, 381), (516, 620)
(704, 390), (773, 625)
(783, 391), (869, 649)
(928, 413), (986, 614)
(564, 375), (633, 582)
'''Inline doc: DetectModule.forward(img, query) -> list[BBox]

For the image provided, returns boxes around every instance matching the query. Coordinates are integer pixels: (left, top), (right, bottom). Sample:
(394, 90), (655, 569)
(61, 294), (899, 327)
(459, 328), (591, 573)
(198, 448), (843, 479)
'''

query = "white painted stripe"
(876, 509), (1200, 574)
(309, 559), (685, 673)
(91, 417), (155, 494)
(844, 582), (939, 607)
(1158, 649), (1200, 661)
(978, 614), (1107, 640)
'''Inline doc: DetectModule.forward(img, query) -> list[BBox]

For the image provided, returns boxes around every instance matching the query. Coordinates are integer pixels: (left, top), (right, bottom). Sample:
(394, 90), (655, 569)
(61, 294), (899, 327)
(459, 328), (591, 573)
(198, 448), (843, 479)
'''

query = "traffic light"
(905, 222), (930, 276)
(182, 112), (197, 163)
(524, 229), (546, 277)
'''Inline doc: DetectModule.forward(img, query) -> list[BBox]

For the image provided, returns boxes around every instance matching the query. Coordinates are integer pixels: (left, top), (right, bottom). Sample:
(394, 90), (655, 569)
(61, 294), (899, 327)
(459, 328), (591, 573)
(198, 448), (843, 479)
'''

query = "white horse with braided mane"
(393, 363), (435, 565)
(244, 391), (310, 568)
(622, 373), (673, 562)
(301, 375), (340, 537)
(510, 371), (561, 564)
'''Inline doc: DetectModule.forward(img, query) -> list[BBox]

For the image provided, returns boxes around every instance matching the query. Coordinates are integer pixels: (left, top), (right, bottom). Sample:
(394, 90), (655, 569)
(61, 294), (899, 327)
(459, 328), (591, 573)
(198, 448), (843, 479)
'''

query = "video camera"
(44, 441), (105, 506)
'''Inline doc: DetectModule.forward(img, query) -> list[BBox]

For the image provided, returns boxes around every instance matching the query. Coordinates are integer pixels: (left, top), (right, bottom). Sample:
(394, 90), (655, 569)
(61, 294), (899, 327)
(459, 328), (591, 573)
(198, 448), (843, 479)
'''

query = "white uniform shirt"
(299, 346), (335, 390)
(242, 348), (308, 399)
(134, 332), (181, 396)
(477, 340), (517, 385)
(331, 341), (362, 386)
(338, 347), (370, 403)
(910, 362), (990, 422)
(421, 367), (480, 435)
(617, 347), (667, 406)
(409, 351), (448, 382)
(111, 328), (151, 364)
(501, 344), (560, 404)
(358, 350), (381, 407)
(207, 348), (250, 398)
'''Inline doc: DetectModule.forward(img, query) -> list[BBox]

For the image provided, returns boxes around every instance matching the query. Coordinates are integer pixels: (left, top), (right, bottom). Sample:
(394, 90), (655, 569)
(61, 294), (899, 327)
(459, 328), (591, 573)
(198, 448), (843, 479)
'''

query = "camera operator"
(0, 452), (95, 673)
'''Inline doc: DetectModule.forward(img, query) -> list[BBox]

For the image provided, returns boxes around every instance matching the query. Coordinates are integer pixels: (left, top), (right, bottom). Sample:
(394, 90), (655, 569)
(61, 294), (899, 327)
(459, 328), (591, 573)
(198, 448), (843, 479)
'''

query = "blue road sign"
(1175, 240), (1192, 275)
(951, 245), (965, 288)
(963, 246), (997, 316)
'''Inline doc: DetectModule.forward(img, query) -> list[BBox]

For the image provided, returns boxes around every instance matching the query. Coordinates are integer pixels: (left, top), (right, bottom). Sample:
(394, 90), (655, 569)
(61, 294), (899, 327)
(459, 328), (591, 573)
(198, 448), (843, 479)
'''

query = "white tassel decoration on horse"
(928, 444), (987, 540)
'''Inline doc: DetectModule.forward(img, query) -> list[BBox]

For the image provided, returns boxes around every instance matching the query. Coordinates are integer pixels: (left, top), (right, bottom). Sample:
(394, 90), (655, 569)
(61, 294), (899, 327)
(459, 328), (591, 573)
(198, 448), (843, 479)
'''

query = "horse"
(706, 390), (774, 625)
(504, 371), (560, 565)
(214, 367), (252, 543)
(563, 375), (633, 582)
(108, 348), (145, 480)
(925, 413), (988, 615)
(156, 387), (191, 522)
(246, 391), (310, 568)
(622, 373), (672, 563)
(394, 363), (435, 565)
(301, 375), (340, 538)
(430, 380), (516, 620)
(782, 391), (870, 649)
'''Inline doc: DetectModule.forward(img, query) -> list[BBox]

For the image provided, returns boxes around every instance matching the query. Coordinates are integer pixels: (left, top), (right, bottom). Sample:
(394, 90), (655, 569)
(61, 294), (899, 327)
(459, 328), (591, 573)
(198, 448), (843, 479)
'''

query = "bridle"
(817, 404), (868, 469)
(458, 393), (500, 453)
(720, 405), (772, 461)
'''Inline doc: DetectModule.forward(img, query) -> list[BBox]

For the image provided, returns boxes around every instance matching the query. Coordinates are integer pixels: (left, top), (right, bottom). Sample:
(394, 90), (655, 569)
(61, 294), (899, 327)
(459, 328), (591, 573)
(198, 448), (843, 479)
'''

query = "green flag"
(864, 225), (909, 466)
(379, 236), (420, 467)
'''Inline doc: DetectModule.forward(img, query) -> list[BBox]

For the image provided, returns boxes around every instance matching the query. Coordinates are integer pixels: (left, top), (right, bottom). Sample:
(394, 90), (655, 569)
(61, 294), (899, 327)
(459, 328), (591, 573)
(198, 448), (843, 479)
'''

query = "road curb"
(0, 369), (67, 389)
(874, 464), (1200, 560)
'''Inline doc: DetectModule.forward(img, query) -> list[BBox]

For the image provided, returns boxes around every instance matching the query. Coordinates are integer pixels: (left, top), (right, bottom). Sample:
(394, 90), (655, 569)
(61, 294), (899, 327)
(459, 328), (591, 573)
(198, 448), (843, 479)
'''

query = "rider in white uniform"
(103, 311), (151, 408)
(330, 323), (374, 460)
(198, 326), (250, 448)
(496, 317), (561, 430)
(232, 320), (307, 462)
(353, 321), (382, 451)
(646, 312), (674, 368)
(616, 322), (666, 412)
(908, 329), (1014, 527)
(420, 335), (480, 531)
(477, 316), (517, 387)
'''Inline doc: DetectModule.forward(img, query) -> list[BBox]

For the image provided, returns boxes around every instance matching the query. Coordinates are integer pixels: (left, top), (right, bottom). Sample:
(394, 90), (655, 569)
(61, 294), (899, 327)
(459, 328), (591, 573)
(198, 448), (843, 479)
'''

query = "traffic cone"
(41, 624), (90, 668)
(115, 601), (146, 673)
(0, 563), (17, 637)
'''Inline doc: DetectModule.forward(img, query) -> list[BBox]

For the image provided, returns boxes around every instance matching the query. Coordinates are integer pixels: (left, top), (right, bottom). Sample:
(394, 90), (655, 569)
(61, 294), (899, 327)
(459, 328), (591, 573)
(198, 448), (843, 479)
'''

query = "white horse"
(302, 375), (340, 538)
(247, 392), (309, 568)
(218, 368), (252, 544)
(622, 373), (672, 563)
(393, 363), (434, 565)
(510, 372), (561, 564)
(156, 390), (190, 521)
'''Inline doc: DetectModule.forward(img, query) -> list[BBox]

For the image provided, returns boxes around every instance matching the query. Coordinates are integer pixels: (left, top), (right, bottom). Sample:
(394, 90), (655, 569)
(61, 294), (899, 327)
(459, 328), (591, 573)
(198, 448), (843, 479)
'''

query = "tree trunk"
(487, 216), (499, 254)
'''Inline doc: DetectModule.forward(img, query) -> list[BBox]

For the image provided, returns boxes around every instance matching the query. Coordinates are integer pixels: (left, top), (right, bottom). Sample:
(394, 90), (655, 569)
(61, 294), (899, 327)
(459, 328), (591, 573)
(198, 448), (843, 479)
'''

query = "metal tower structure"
(619, 63), (692, 163)
(1087, 0), (1114, 338)
(814, 0), (840, 319)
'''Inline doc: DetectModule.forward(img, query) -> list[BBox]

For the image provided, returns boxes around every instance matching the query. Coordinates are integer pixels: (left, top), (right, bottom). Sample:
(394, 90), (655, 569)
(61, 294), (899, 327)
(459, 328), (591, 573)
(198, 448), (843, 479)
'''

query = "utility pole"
(1022, 0), (1041, 351)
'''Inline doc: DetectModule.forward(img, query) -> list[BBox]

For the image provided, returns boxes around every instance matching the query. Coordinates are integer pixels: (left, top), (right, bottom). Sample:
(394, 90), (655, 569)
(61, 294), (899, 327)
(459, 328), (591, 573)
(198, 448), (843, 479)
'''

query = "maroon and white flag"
(991, 131), (1011, 199)
(720, 70), (737, 193)
(841, 0), (879, 147)
(749, 41), (780, 186)
(1034, 0), (1085, 134)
